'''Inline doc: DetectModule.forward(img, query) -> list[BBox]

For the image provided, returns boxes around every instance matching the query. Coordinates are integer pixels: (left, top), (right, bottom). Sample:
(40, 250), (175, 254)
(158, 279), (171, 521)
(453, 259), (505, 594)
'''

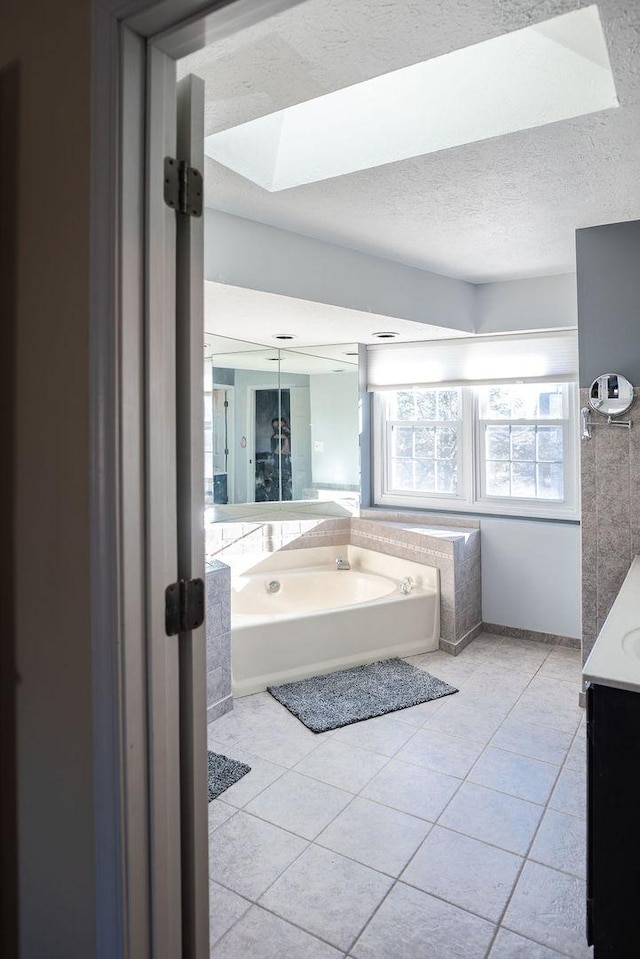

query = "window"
(386, 388), (462, 497)
(375, 382), (578, 519)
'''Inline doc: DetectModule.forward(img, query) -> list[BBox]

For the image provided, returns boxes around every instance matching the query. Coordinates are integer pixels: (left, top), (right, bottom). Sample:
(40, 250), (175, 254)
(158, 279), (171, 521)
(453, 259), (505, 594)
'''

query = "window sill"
(374, 495), (580, 524)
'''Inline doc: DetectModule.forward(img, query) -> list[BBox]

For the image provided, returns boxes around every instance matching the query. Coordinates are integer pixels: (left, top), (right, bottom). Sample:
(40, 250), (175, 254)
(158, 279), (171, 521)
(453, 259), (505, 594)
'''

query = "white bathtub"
(231, 545), (440, 696)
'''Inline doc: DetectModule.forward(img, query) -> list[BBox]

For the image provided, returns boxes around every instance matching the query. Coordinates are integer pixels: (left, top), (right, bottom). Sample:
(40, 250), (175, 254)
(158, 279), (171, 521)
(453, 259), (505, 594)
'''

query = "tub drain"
(266, 580), (281, 594)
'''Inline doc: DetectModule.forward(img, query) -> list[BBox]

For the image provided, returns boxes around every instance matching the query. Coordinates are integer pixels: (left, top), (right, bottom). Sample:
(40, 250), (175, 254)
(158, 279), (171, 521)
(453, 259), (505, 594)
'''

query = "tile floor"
(207, 633), (590, 958)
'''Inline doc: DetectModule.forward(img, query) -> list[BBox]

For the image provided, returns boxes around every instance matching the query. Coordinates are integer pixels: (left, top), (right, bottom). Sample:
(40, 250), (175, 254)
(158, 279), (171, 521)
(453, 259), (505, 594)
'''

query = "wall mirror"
(588, 373), (635, 417)
(204, 333), (360, 519)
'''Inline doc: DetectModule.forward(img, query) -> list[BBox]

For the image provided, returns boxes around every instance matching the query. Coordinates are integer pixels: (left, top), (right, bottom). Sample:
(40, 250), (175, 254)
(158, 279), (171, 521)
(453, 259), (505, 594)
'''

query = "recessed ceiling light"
(373, 332), (399, 340)
(274, 333), (295, 340)
(205, 5), (617, 192)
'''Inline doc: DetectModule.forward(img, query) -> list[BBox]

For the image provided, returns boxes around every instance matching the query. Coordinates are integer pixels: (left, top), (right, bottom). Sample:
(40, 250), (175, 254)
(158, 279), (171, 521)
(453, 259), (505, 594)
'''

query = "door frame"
(91, 2), (306, 957)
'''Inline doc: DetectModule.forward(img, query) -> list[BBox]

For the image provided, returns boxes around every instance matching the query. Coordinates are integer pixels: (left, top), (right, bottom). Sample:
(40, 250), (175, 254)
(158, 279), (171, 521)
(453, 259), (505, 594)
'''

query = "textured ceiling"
(179, 0), (640, 282)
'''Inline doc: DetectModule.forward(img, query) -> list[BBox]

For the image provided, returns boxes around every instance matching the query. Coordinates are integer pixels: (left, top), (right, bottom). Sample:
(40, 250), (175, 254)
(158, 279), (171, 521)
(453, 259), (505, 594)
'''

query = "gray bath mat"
(207, 751), (251, 801)
(267, 658), (458, 733)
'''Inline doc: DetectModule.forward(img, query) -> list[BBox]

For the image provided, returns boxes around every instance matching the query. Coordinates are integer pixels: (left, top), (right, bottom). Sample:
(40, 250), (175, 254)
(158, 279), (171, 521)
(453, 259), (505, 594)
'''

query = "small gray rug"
(267, 658), (458, 733)
(207, 751), (251, 801)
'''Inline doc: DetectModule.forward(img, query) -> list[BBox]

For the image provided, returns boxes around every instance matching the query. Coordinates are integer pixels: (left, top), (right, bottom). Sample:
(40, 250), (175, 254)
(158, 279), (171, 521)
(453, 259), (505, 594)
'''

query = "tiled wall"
(355, 513), (482, 652)
(207, 518), (350, 558)
(205, 560), (232, 722)
(581, 387), (640, 665)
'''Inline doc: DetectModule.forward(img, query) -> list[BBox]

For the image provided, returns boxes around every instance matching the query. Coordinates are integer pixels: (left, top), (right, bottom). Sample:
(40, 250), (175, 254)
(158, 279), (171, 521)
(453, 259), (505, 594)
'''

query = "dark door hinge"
(165, 577), (205, 636)
(164, 157), (203, 217)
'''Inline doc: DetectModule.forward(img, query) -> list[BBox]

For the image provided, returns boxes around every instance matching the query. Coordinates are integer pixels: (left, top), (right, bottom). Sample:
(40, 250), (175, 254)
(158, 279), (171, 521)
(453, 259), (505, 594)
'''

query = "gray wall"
(475, 273), (577, 334)
(577, 220), (640, 387)
(205, 209), (476, 333)
(206, 209), (579, 338)
(577, 218), (640, 665)
(580, 388), (640, 666)
(309, 373), (359, 487)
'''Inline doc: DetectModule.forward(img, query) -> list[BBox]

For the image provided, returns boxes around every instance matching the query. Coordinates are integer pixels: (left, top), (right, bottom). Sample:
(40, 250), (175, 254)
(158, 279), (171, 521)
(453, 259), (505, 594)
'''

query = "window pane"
(537, 387), (564, 419)
(537, 425), (563, 462)
(486, 426), (510, 460)
(392, 458), (414, 489)
(415, 391), (437, 420)
(480, 383), (565, 419)
(395, 391), (417, 420)
(437, 460), (457, 494)
(537, 462), (564, 499)
(437, 389), (460, 420)
(511, 426), (536, 461)
(437, 427), (457, 459)
(393, 427), (413, 457)
(390, 387), (461, 422)
(511, 462), (536, 497)
(486, 461), (510, 496)
(414, 427), (435, 458)
(415, 460), (436, 491)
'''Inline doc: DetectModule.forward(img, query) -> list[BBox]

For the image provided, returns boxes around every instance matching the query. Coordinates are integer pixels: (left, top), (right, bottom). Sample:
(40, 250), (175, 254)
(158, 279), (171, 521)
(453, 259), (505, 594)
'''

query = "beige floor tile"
(317, 796), (431, 877)
(209, 883), (250, 946)
(401, 825), (522, 922)
(397, 727), (484, 779)
(245, 770), (352, 840)
(213, 905), (342, 959)
(504, 861), (591, 958)
(529, 808), (586, 878)
(548, 765), (586, 819)
(490, 719), (573, 766)
(208, 811), (307, 900)
(467, 746), (559, 805)
(438, 781), (543, 855)
(361, 758), (460, 821)
(488, 927), (568, 957)
(293, 740), (388, 793)
(351, 882), (495, 959)
(259, 845), (392, 952)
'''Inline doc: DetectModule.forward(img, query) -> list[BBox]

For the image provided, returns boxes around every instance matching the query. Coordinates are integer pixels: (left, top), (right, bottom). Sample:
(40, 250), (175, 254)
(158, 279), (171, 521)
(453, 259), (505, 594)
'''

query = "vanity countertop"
(583, 555), (640, 693)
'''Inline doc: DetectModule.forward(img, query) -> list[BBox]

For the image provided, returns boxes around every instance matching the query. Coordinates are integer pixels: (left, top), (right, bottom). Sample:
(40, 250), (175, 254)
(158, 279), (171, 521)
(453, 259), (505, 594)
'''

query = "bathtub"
(231, 545), (439, 696)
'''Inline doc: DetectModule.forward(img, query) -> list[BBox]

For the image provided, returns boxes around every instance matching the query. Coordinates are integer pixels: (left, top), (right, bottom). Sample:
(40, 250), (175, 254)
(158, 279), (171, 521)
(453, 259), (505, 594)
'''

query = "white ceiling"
(179, 0), (640, 283)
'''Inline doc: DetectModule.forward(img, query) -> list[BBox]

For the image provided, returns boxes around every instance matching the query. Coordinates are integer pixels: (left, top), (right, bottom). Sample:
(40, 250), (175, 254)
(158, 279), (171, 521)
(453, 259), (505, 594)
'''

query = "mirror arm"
(581, 407), (632, 441)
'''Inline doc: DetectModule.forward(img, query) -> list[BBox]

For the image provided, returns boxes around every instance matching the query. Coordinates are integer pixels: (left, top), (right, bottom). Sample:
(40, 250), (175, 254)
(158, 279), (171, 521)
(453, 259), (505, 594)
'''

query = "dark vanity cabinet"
(587, 681), (640, 956)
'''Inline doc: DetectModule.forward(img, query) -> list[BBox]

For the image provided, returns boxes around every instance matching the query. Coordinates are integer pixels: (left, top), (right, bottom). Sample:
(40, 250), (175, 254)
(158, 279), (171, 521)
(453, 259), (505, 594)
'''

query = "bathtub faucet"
(335, 557), (351, 571)
(400, 576), (414, 595)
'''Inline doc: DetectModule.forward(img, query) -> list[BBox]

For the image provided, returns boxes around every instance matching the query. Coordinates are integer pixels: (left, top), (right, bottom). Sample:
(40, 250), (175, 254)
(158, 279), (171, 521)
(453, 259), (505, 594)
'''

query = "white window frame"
(374, 383), (580, 520)
(384, 388), (465, 503)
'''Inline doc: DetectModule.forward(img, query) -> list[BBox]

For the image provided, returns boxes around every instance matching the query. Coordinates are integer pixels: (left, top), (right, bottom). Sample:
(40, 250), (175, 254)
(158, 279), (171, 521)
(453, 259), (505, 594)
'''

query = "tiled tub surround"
(580, 386), (640, 669)
(230, 546), (440, 696)
(207, 634), (589, 958)
(207, 514), (481, 652)
(206, 560), (232, 723)
(356, 512), (482, 652)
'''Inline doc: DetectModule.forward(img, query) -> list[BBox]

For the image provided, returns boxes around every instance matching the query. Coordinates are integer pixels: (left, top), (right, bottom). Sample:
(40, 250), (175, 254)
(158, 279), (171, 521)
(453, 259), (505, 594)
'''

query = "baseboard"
(482, 622), (580, 650)
(440, 622), (483, 657)
(207, 695), (233, 725)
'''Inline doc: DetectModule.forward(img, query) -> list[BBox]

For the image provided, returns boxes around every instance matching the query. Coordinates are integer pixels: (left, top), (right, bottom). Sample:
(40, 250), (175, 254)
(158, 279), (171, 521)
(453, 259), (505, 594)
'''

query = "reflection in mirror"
(203, 334), (360, 519)
(588, 373), (635, 417)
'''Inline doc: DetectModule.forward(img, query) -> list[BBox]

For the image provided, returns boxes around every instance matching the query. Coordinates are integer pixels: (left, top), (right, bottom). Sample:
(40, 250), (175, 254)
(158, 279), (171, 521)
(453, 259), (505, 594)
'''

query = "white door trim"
(89, 2), (308, 956)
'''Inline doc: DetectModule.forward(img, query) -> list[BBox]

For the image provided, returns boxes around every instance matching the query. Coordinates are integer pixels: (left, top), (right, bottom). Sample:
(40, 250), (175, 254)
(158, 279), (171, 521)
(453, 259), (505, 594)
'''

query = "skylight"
(204, 5), (617, 192)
